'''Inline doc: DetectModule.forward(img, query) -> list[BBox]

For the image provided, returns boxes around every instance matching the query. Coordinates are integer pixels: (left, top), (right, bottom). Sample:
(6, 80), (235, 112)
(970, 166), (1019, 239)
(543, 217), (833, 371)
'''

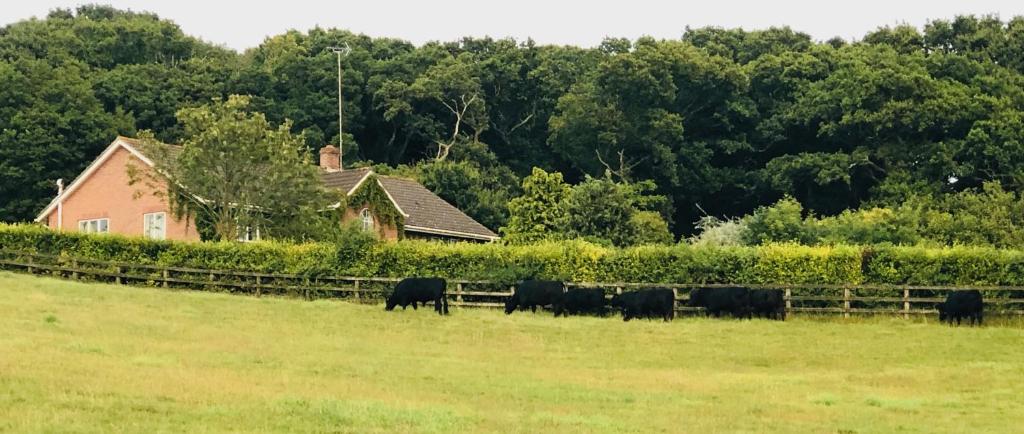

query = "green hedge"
(3, 223), (1024, 285)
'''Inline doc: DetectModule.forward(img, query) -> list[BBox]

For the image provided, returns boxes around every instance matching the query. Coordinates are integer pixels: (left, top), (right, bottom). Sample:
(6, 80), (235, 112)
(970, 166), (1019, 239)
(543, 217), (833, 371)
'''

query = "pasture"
(1, 271), (1023, 433)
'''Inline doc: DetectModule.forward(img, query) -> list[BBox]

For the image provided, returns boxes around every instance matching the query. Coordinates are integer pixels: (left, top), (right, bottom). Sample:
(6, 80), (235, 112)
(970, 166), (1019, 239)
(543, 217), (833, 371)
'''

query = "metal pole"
(327, 44), (350, 171)
(56, 179), (64, 231)
(336, 50), (343, 170)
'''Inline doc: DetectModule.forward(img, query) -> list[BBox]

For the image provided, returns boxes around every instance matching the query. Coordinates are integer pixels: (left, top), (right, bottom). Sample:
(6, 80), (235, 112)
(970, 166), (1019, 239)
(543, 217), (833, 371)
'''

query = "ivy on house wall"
(340, 174), (405, 237)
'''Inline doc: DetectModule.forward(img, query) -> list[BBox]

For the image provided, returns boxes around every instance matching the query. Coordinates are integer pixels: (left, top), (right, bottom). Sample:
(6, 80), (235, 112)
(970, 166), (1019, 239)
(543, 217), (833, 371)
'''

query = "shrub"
(6, 223), (1024, 286)
(741, 196), (815, 245)
(689, 216), (745, 247)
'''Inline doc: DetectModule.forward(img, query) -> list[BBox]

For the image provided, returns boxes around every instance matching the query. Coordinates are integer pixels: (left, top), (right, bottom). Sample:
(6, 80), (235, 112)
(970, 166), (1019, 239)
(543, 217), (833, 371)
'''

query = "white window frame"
(143, 212), (167, 240)
(77, 218), (109, 234)
(360, 208), (374, 232)
(237, 225), (261, 242)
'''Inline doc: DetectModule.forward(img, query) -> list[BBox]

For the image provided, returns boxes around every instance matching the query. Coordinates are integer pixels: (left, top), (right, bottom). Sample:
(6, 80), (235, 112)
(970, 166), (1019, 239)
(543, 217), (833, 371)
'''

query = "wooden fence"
(3, 249), (1024, 317)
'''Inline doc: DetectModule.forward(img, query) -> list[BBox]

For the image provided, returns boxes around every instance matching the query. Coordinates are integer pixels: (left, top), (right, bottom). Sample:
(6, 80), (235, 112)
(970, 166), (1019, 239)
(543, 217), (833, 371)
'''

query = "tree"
(409, 54), (488, 160)
(0, 58), (132, 222)
(741, 196), (813, 245)
(562, 177), (637, 246)
(501, 168), (570, 244)
(136, 95), (331, 241)
(561, 177), (672, 246)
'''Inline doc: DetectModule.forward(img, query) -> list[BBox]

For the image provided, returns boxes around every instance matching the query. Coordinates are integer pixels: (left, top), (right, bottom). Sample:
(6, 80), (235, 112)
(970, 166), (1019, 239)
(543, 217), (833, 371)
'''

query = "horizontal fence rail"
(2, 249), (1024, 317)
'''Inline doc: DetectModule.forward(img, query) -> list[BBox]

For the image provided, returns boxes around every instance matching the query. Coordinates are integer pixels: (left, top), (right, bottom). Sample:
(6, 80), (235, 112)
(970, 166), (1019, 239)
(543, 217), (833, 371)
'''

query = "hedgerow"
(4, 223), (1024, 285)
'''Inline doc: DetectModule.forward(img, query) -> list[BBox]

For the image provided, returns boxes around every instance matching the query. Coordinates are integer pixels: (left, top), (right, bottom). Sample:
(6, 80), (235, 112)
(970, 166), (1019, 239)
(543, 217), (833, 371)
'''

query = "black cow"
(610, 288), (674, 322)
(554, 287), (607, 317)
(750, 289), (786, 320)
(937, 290), (983, 326)
(385, 277), (448, 315)
(688, 286), (752, 318)
(506, 280), (565, 314)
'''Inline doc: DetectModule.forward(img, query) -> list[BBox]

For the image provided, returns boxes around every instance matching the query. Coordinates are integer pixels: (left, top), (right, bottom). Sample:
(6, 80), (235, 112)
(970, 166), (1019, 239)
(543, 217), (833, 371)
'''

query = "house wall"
(342, 203), (399, 241)
(43, 146), (200, 241)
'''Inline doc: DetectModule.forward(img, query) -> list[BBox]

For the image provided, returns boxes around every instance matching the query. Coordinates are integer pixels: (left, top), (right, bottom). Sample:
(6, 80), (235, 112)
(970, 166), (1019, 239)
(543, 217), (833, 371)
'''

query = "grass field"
(1, 272), (1023, 433)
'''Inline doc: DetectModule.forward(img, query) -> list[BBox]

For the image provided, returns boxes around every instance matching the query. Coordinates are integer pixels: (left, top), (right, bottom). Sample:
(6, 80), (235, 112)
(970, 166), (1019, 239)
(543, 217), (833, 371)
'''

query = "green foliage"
(0, 58), (133, 222)
(142, 95), (330, 241)
(6, 7), (1024, 247)
(7, 222), (1024, 287)
(560, 177), (672, 246)
(741, 196), (813, 245)
(629, 211), (674, 245)
(562, 177), (636, 246)
(342, 174), (405, 234)
(501, 168), (571, 244)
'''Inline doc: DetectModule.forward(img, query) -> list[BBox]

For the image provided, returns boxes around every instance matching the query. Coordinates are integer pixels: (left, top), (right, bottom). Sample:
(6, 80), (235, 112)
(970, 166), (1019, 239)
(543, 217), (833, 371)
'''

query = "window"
(143, 212), (166, 240)
(360, 208), (374, 232)
(237, 226), (261, 242)
(77, 218), (109, 234)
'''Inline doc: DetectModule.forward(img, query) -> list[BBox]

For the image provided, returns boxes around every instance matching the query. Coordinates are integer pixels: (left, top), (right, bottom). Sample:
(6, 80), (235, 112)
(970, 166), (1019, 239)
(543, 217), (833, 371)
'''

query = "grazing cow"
(385, 277), (449, 315)
(554, 287), (607, 317)
(610, 288), (674, 322)
(688, 286), (752, 318)
(937, 290), (983, 326)
(750, 289), (786, 320)
(506, 280), (565, 314)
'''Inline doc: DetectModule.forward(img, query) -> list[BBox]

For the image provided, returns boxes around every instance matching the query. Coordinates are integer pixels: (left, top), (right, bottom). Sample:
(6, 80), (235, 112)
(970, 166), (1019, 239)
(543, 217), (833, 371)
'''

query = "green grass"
(1, 271), (1023, 433)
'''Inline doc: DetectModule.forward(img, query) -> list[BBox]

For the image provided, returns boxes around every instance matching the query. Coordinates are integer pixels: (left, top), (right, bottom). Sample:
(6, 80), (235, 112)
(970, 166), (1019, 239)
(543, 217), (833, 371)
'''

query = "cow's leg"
(411, 302), (418, 310)
(531, 305), (537, 313)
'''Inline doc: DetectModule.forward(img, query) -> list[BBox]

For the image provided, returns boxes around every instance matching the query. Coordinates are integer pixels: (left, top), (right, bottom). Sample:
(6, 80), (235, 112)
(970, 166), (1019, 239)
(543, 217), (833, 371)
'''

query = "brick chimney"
(319, 145), (341, 172)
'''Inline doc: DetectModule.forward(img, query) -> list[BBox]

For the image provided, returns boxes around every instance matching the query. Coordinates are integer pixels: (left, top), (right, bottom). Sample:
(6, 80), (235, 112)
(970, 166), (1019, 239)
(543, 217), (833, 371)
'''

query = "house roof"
(321, 167), (372, 195)
(37, 136), (499, 242)
(377, 176), (499, 241)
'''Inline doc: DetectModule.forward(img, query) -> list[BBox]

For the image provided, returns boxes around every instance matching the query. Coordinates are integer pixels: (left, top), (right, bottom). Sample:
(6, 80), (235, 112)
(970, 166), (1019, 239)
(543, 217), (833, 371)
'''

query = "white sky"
(2, 1), (1021, 51)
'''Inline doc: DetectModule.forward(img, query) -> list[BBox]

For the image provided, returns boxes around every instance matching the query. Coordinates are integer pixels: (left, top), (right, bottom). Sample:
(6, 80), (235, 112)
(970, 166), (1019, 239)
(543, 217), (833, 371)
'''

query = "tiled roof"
(320, 167), (372, 193)
(377, 176), (499, 241)
(118, 136), (182, 165)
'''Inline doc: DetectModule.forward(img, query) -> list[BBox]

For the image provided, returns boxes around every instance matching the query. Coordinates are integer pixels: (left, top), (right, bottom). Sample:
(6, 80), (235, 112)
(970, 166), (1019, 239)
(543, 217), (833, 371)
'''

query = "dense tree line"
(3, 6), (1024, 245)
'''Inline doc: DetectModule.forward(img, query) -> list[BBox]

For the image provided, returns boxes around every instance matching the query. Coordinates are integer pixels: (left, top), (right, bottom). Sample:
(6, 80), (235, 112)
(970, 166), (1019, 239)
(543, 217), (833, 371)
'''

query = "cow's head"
(504, 297), (517, 314)
(385, 294), (397, 311)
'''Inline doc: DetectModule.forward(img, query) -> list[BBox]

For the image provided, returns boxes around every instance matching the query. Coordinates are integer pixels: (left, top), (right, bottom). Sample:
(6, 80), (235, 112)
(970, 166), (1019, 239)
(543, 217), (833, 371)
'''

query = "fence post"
(457, 282), (464, 303)
(843, 286), (851, 318)
(26, 255), (34, 274)
(71, 259), (78, 280)
(162, 269), (169, 288)
(353, 279), (361, 301)
(903, 287), (910, 319)
(115, 266), (122, 285)
(254, 275), (261, 296)
(616, 286), (623, 295)
(785, 287), (792, 312)
(671, 288), (679, 316)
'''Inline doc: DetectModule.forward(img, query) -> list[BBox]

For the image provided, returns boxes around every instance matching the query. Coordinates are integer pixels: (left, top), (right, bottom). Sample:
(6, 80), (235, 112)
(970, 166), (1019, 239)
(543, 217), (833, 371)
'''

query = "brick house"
(34, 136), (499, 243)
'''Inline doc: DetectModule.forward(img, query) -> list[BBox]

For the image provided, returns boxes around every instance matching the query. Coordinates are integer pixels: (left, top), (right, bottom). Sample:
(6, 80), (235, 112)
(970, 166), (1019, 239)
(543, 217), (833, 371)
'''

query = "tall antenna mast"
(327, 43), (352, 170)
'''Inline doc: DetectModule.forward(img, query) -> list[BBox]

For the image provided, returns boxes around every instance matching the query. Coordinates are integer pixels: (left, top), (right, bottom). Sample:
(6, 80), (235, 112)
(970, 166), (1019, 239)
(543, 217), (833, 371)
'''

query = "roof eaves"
(404, 225), (500, 241)
(344, 169), (374, 196)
